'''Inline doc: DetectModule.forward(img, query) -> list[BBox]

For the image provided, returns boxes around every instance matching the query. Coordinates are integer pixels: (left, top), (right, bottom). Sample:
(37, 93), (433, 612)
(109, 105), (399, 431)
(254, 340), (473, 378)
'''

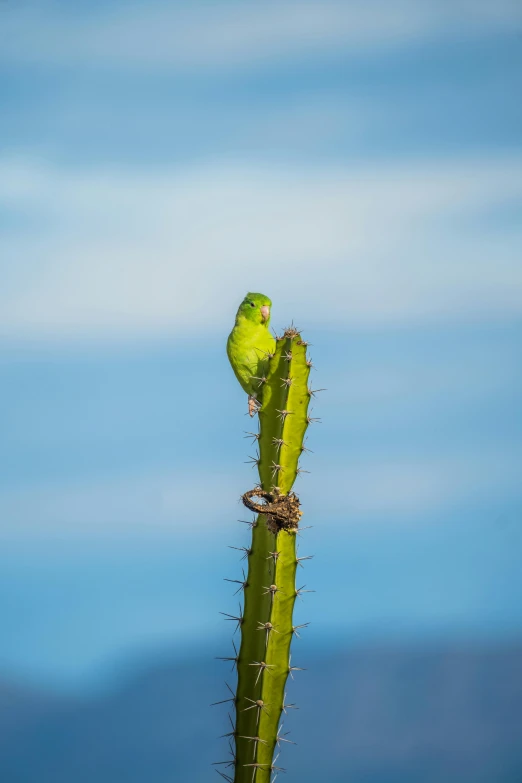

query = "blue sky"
(1, 0), (521, 691)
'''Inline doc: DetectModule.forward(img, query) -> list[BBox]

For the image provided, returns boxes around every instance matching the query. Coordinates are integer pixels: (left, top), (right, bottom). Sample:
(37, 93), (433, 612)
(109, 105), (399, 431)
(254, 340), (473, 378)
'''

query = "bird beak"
(260, 305), (270, 323)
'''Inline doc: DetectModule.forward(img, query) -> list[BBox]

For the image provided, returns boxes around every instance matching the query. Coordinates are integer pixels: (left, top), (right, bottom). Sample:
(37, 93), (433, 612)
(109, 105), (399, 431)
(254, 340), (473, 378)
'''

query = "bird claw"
(248, 396), (261, 417)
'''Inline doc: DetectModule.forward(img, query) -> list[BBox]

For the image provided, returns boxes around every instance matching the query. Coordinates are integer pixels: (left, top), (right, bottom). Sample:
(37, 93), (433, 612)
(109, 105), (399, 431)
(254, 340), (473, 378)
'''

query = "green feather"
(227, 292), (276, 400)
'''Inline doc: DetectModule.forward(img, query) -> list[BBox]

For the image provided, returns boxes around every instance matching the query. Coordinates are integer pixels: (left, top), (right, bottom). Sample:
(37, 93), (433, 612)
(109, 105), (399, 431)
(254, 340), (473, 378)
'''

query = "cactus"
(215, 327), (319, 783)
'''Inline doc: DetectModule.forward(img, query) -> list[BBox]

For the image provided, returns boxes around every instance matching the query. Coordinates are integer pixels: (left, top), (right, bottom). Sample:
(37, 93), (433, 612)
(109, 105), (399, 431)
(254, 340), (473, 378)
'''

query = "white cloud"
(1, 154), (522, 338)
(1, 0), (521, 69)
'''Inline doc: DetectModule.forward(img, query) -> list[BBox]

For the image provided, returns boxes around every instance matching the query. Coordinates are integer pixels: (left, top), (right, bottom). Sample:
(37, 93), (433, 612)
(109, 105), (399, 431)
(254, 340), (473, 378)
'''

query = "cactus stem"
(225, 324), (316, 781)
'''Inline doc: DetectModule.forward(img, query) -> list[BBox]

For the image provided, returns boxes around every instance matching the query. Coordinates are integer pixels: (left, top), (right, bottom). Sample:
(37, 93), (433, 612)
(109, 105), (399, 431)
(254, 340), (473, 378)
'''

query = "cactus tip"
(283, 324), (300, 338)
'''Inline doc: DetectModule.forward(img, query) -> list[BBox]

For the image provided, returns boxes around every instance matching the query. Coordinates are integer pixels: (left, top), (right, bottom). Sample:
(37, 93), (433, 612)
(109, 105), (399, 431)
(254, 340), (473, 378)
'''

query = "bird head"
(237, 292), (272, 326)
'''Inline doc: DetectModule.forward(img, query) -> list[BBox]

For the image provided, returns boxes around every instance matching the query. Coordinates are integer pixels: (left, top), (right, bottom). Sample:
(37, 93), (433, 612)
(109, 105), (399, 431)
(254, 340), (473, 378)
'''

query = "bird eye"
(250, 302), (255, 307)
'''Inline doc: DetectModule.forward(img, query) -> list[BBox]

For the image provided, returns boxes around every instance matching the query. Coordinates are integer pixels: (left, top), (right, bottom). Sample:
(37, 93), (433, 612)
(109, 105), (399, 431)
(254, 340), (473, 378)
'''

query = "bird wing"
(227, 326), (274, 397)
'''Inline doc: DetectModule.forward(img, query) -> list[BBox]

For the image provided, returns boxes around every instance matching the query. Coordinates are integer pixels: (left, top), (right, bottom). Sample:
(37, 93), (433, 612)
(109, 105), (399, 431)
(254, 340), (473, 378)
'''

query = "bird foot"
(248, 396), (261, 417)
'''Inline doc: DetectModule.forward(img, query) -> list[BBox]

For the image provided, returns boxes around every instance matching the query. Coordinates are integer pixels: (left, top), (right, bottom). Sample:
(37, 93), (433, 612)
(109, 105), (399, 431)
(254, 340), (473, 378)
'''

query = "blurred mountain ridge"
(1, 640), (521, 782)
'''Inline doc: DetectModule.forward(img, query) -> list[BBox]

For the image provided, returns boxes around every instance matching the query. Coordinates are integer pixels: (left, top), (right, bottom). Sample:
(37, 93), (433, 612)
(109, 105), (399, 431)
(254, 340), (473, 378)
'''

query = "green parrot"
(227, 292), (276, 416)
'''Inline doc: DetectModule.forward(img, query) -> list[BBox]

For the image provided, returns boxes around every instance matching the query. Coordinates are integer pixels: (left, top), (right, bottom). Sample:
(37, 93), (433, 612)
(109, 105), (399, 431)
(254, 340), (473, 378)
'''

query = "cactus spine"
(217, 328), (316, 783)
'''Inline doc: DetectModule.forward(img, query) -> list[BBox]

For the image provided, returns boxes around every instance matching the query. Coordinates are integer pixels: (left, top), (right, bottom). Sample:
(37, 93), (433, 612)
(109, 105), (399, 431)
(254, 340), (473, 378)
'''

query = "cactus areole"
(215, 327), (319, 783)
